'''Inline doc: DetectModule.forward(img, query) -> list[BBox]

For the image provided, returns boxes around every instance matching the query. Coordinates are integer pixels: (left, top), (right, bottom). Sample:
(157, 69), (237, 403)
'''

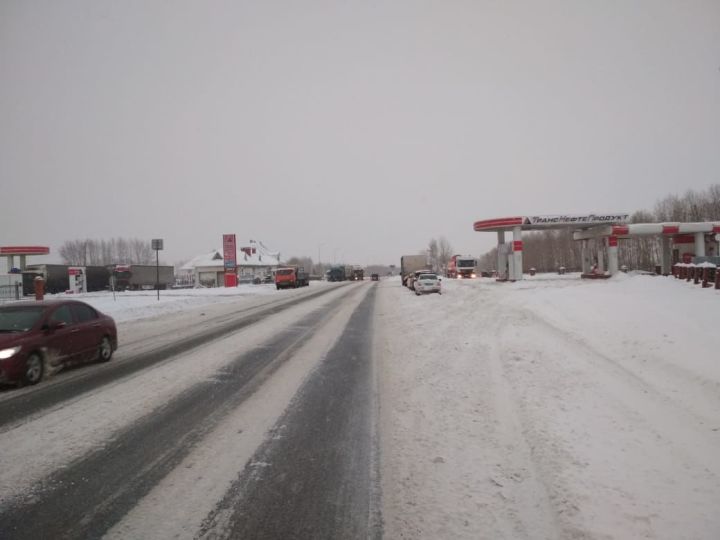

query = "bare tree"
(59, 237), (155, 265)
(59, 240), (86, 265)
(130, 239), (153, 264)
(428, 239), (439, 272)
(438, 236), (453, 273)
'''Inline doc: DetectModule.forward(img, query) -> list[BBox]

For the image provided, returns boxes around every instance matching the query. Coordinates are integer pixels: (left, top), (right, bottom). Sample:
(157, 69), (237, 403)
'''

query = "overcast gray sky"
(1, 0), (719, 268)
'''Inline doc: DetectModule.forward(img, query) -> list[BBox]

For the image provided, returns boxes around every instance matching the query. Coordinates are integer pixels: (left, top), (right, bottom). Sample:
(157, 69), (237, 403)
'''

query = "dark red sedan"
(0, 300), (117, 386)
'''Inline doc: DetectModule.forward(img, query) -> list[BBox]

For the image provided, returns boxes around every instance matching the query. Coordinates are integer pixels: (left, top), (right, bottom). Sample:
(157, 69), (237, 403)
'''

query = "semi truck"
(327, 265), (346, 282)
(112, 264), (174, 291)
(275, 266), (310, 289)
(23, 264), (111, 294)
(400, 255), (430, 287)
(352, 266), (364, 281)
(447, 255), (477, 278)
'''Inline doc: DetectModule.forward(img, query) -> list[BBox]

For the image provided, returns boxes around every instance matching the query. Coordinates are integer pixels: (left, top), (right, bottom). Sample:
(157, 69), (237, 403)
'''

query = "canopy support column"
(695, 232), (706, 257)
(512, 226), (523, 281)
(607, 236), (618, 275)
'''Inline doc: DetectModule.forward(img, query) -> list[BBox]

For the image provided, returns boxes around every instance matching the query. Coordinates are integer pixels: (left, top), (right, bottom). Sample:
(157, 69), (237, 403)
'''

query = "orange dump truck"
(275, 266), (309, 290)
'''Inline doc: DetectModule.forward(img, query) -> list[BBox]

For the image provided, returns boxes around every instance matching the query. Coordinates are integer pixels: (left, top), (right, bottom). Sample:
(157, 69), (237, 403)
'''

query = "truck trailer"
(112, 264), (174, 291)
(400, 255), (430, 287)
(24, 264), (111, 294)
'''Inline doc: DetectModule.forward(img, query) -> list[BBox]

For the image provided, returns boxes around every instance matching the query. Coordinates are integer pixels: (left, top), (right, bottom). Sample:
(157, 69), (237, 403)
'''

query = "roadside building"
(180, 241), (280, 287)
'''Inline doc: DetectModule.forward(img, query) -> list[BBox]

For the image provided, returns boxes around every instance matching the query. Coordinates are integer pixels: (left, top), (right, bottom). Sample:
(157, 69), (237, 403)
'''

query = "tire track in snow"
(495, 305), (720, 539)
(198, 285), (380, 540)
(0, 284), (363, 540)
(0, 283), (349, 430)
(376, 280), (560, 540)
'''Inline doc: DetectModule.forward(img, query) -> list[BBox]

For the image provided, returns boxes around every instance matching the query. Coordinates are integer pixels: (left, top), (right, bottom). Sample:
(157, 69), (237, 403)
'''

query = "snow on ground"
(376, 273), (720, 540)
(0, 284), (357, 504)
(105, 283), (372, 539)
(36, 282), (332, 323)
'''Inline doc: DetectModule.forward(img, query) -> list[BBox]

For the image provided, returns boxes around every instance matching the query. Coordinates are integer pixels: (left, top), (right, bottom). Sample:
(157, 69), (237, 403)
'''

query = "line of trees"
(479, 184), (720, 273)
(59, 238), (154, 266)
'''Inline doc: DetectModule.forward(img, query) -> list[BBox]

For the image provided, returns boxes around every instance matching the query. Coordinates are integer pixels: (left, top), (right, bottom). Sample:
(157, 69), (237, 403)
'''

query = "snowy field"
(376, 273), (720, 540)
(24, 282), (333, 323)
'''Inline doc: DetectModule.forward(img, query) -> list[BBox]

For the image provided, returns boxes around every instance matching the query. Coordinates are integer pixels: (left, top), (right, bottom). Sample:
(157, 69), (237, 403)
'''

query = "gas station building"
(473, 214), (720, 281)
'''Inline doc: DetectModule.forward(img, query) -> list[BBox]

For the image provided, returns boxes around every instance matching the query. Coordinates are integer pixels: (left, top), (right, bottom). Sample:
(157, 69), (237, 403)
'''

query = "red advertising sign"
(223, 234), (237, 270)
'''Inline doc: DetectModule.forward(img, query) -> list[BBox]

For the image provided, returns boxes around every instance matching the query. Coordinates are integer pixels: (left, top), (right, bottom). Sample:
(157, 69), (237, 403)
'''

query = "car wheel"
(415, 290), (421, 296)
(23, 353), (44, 385)
(98, 336), (113, 362)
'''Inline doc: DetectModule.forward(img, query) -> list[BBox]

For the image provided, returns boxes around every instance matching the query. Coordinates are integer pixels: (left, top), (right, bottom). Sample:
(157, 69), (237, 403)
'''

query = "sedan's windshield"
(0, 307), (45, 332)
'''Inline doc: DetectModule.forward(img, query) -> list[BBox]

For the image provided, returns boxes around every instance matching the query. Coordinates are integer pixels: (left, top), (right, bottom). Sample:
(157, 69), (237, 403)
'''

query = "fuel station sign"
(223, 234), (238, 287)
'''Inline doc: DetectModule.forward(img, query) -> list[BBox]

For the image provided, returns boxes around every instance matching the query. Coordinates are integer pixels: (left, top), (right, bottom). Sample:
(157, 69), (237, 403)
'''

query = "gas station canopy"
(1, 246), (50, 271)
(0, 246), (50, 256)
(473, 214), (630, 232)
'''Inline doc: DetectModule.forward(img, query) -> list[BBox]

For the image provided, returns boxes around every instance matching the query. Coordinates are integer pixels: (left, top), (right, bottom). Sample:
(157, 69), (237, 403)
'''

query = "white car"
(414, 273), (442, 295)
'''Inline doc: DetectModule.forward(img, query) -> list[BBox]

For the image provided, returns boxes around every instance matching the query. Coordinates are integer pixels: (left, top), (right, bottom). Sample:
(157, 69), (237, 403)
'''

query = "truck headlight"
(0, 347), (21, 360)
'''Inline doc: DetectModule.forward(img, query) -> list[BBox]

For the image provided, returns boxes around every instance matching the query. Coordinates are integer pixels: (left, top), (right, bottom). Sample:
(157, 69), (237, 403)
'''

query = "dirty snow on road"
(376, 274), (720, 540)
(0, 284), (356, 505)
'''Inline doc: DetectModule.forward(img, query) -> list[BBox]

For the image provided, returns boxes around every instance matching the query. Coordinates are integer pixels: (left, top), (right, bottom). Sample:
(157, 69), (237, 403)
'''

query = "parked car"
(0, 300), (118, 386)
(407, 268), (433, 291)
(414, 273), (442, 295)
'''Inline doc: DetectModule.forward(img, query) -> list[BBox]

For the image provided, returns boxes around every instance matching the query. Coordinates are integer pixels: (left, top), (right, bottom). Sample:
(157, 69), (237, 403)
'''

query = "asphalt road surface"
(0, 281), (381, 540)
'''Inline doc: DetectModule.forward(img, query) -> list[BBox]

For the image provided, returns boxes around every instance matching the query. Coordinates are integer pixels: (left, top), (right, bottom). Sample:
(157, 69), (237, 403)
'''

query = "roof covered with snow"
(181, 241), (280, 271)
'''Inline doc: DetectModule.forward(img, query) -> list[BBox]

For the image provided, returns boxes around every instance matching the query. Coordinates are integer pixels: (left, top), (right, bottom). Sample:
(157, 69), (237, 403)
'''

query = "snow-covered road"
(377, 274), (720, 540)
(1, 274), (718, 539)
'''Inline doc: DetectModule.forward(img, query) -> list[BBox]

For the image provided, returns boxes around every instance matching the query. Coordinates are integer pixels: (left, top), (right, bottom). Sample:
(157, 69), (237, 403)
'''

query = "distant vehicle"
(275, 266), (309, 289)
(400, 255), (429, 287)
(414, 273), (442, 295)
(344, 266), (354, 281)
(0, 300), (118, 386)
(24, 264), (111, 295)
(352, 266), (364, 281)
(448, 255), (476, 279)
(371, 273), (379, 281)
(112, 264), (174, 291)
(327, 266), (346, 282)
(263, 274), (274, 283)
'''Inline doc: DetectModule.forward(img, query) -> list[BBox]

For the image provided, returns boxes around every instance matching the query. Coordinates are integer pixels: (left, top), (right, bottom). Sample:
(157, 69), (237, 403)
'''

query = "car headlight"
(0, 347), (21, 360)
